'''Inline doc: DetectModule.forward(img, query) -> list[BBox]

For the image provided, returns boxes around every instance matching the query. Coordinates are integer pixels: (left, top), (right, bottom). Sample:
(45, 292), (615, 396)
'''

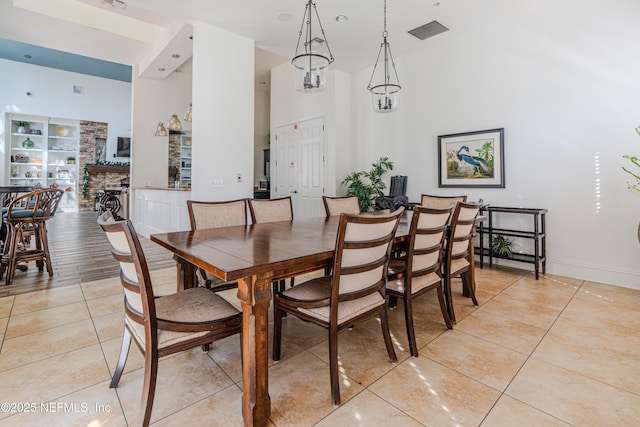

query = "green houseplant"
(14, 121), (30, 133)
(342, 157), (394, 212)
(490, 235), (515, 257)
(622, 126), (640, 193)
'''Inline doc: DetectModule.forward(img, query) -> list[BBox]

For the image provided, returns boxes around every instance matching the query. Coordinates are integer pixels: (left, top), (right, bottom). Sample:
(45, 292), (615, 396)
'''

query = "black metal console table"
(477, 206), (547, 279)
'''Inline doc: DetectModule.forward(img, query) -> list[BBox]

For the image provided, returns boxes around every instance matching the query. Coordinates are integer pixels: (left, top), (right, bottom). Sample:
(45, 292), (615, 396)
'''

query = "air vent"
(408, 20), (449, 40)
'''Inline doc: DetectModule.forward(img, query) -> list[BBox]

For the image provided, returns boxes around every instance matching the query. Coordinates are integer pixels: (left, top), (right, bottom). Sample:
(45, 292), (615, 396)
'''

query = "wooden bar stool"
(0, 189), (63, 285)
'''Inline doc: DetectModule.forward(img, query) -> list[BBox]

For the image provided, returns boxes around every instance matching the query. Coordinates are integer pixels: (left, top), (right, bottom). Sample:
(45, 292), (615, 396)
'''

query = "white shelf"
(5, 113), (80, 210)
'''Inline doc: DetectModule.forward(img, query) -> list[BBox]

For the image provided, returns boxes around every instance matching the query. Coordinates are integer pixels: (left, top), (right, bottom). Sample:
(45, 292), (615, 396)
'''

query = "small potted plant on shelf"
(490, 235), (515, 257)
(67, 156), (76, 164)
(15, 121), (30, 134)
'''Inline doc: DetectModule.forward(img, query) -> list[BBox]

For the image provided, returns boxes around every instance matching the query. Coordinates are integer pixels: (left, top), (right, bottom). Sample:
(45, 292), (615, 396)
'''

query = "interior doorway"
(273, 116), (325, 220)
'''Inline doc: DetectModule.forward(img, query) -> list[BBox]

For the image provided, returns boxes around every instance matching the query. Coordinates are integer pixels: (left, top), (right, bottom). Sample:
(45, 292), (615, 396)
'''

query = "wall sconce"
(154, 122), (168, 137)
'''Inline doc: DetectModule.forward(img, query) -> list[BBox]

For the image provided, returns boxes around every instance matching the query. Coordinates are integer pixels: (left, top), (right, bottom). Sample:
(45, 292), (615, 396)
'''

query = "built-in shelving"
(179, 133), (192, 188)
(5, 113), (80, 210)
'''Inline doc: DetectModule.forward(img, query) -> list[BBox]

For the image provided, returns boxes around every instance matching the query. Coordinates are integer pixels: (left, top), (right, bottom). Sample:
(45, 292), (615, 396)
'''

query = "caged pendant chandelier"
(292, 0), (334, 93)
(367, 0), (401, 112)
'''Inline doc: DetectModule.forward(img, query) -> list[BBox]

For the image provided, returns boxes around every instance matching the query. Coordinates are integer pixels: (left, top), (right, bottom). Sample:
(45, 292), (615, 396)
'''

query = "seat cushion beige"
(282, 276), (384, 326)
(387, 272), (440, 295)
(126, 287), (239, 349)
(449, 257), (470, 275)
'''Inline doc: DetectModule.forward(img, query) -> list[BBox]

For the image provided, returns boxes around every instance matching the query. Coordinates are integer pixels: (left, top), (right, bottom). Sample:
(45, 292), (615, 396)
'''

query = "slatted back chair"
(186, 199), (248, 291)
(386, 205), (454, 356)
(248, 196), (295, 292)
(322, 195), (361, 217)
(421, 194), (467, 209)
(248, 196), (293, 224)
(98, 212), (242, 426)
(443, 201), (481, 323)
(273, 207), (404, 405)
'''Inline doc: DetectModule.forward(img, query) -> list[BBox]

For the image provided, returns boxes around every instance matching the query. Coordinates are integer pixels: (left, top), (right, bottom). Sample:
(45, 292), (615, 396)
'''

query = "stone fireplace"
(78, 120), (130, 211)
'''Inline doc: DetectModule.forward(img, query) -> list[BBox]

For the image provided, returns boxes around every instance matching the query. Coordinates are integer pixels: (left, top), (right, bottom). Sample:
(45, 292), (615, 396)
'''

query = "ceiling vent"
(408, 20), (449, 40)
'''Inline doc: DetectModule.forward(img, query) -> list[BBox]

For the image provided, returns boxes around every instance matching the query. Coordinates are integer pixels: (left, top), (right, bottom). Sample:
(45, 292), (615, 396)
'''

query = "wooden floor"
(0, 211), (175, 297)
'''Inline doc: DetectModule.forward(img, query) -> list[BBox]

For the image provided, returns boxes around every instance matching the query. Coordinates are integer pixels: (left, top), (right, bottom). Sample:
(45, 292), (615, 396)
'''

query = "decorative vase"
(21, 138), (35, 149)
(17, 126), (27, 134)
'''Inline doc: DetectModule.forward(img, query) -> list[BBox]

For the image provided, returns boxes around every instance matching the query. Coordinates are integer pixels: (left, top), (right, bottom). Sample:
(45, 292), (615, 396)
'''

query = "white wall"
(272, 1), (640, 288)
(191, 21), (254, 201)
(130, 59), (192, 192)
(254, 90), (270, 185)
(270, 64), (351, 196)
(0, 58), (132, 185)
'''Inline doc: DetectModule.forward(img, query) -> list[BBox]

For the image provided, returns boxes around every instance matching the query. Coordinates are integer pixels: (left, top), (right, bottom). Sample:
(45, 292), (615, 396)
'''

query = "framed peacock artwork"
(438, 128), (505, 188)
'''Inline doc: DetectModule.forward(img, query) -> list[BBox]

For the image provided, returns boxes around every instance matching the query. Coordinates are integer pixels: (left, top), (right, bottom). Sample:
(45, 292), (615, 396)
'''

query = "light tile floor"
(1, 266), (639, 426)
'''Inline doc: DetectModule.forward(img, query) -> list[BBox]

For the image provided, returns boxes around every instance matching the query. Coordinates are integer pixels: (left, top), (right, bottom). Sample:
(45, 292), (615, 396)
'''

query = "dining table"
(150, 210), (482, 426)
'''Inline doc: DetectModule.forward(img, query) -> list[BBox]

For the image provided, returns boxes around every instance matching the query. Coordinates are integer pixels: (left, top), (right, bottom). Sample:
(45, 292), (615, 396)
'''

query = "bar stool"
(0, 189), (63, 285)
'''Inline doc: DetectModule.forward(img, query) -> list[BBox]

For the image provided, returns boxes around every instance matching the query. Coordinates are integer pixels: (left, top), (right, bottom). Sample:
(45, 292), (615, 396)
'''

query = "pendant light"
(184, 103), (192, 122)
(292, 0), (334, 93)
(367, 0), (401, 113)
(154, 122), (168, 137)
(167, 114), (182, 131)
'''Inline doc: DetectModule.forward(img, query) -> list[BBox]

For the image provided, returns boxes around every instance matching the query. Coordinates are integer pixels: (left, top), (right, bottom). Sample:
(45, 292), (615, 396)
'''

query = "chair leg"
(379, 307), (397, 363)
(289, 277), (295, 288)
(140, 348), (159, 427)
(443, 273), (456, 324)
(110, 327), (132, 388)
(201, 344), (210, 352)
(403, 296), (418, 357)
(272, 297), (282, 361)
(388, 295), (398, 309)
(462, 270), (478, 306)
(328, 324), (340, 406)
(39, 223), (54, 276)
(437, 285), (453, 330)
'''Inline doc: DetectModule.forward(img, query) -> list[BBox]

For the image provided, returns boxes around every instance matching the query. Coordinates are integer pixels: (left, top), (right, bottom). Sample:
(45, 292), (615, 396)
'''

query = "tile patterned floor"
(0, 264), (639, 426)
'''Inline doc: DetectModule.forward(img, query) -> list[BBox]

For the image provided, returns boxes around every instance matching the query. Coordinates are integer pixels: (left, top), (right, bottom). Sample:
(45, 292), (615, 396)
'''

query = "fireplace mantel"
(86, 164), (130, 174)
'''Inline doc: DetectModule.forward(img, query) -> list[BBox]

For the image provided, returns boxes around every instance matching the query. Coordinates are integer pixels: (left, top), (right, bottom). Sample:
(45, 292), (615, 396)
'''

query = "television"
(116, 137), (131, 157)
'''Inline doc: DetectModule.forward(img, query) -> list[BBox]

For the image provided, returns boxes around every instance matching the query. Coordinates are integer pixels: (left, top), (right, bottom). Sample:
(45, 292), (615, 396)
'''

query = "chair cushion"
(3, 209), (44, 219)
(156, 287), (239, 323)
(449, 258), (470, 275)
(387, 272), (441, 295)
(283, 277), (384, 326)
(125, 287), (240, 349)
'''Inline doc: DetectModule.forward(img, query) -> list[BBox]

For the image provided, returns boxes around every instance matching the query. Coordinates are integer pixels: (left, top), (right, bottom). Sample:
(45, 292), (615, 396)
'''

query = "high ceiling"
(0, 0), (530, 87)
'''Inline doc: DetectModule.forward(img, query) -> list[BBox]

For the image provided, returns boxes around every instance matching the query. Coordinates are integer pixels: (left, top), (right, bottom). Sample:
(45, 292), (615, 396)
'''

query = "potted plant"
(490, 235), (515, 257)
(342, 156), (394, 212)
(14, 121), (30, 134)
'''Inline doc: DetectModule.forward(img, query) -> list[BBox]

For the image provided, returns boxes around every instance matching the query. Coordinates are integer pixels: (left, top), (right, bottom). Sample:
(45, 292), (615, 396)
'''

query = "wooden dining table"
(150, 210), (482, 426)
(150, 212), (410, 426)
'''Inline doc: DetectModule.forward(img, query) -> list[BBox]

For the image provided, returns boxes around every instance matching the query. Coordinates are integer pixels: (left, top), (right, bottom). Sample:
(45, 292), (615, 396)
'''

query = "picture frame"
(438, 128), (505, 188)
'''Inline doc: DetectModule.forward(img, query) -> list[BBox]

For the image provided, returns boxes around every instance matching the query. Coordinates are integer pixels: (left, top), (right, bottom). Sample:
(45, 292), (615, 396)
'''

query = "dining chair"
(186, 198), (247, 291)
(98, 212), (242, 427)
(443, 201), (481, 323)
(386, 205), (454, 356)
(322, 195), (361, 217)
(0, 188), (63, 285)
(273, 207), (404, 405)
(248, 196), (294, 292)
(248, 196), (293, 224)
(421, 194), (467, 209)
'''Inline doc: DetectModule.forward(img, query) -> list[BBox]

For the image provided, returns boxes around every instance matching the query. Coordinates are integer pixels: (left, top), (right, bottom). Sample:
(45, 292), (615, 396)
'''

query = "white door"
(274, 117), (325, 219)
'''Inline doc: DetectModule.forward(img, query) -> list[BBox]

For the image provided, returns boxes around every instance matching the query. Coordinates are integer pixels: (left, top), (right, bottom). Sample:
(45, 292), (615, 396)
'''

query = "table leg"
(237, 275), (272, 427)
(173, 255), (196, 291)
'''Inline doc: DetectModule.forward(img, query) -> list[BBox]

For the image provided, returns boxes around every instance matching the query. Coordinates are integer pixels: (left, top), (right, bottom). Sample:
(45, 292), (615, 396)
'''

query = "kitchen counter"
(132, 187), (192, 237)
